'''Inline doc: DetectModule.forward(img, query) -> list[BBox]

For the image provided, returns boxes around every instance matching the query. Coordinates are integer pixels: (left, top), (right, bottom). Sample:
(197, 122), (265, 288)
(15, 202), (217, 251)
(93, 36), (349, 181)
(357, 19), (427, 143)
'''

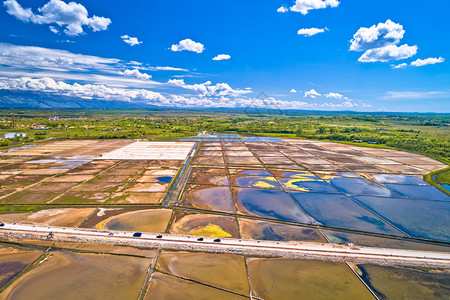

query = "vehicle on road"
(0, 222), (4, 227)
(108, 232), (114, 236)
(197, 237), (203, 241)
(133, 232), (142, 237)
(214, 238), (221, 242)
(156, 235), (163, 238)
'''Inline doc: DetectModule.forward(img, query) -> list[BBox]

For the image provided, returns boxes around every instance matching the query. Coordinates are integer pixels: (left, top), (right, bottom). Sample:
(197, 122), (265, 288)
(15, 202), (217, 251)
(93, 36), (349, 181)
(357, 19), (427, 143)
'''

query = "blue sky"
(0, 0), (449, 112)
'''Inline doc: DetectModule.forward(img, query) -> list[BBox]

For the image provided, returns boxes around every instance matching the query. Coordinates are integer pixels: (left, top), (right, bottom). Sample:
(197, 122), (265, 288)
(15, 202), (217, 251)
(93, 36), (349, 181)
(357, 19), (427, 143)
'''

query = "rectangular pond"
(372, 174), (429, 185)
(179, 185), (235, 213)
(234, 188), (311, 223)
(357, 264), (450, 300)
(279, 178), (340, 193)
(321, 230), (450, 252)
(290, 192), (404, 236)
(239, 219), (327, 242)
(351, 195), (450, 242)
(383, 184), (450, 201)
(247, 258), (374, 300)
(328, 177), (403, 197)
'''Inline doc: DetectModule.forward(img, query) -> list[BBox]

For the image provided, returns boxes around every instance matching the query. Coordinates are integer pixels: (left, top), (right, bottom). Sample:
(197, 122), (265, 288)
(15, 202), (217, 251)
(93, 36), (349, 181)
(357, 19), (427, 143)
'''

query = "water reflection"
(291, 192), (404, 235)
(279, 178), (340, 193)
(235, 188), (310, 223)
(328, 177), (403, 197)
(373, 174), (428, 185)
(180, 186), (235, 213)
(383, 184), (450, 201)
(233, 176), (282, 189)
(352, 195), (450, 242)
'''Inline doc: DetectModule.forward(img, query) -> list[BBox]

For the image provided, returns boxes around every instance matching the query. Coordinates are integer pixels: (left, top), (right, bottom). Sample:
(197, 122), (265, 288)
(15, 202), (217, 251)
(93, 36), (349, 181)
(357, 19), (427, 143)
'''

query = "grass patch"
(433, 168), (450, 185)
(0, 205), (41, 213)
(424, 167), (450, 196)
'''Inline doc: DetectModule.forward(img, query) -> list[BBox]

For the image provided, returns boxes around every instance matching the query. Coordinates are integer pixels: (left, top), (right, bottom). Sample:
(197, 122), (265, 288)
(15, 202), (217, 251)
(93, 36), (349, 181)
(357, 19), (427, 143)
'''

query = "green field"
(433, 168), (450, 185)
(1, 109), (448, 165)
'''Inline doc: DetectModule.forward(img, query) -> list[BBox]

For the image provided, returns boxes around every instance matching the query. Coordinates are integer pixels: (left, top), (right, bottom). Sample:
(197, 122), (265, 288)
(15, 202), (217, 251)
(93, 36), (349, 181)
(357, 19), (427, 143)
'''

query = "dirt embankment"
(1, 231), (449, 269)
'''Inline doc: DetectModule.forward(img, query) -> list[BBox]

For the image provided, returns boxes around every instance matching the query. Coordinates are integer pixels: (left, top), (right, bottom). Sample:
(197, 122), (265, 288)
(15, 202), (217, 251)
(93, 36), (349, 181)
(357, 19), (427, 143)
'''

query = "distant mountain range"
(0, 90), (448, 116)
(0, 90), (159, 109)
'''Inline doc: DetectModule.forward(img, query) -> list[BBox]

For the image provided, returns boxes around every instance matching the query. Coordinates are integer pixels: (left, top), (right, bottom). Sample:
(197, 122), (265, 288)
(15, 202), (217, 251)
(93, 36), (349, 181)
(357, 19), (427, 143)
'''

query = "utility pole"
(11, 112), (15, 128)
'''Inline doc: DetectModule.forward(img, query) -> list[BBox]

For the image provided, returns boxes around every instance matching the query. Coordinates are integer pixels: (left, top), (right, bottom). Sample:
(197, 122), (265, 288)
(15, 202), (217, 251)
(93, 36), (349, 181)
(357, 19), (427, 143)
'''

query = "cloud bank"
(0, 43), (366, 111)
(0, 43), (188, 88)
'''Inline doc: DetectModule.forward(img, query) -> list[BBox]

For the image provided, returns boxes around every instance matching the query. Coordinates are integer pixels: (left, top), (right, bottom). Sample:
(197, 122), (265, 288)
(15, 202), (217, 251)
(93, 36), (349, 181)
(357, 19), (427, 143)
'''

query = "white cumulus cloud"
(358, 44), (417, 62)
(341, 101), (357, 108)
(324, 92), (346, 99)
(290, 89), (297, 93)
(49, 25), (58, 34)
(350, 20), (418, 63)
(167, 79), (252, 98)
(277, 6), (288, 13)
(297, 27), (328, 37)
(304, 89), (321, 98)
(121, 69), (151, 80)
(212, 54), (231, 61)
(391, 63), (408, 69)
(171, 39), (204, 53)
(392, 57), (445, 68)
(121, 35), (142, 46)
(411, 57), (445, 67)
(146, 66), (188, 72)
(290, 0), (340, 15)
(350, 20), (405, 52)
(3, 0), (111, 36)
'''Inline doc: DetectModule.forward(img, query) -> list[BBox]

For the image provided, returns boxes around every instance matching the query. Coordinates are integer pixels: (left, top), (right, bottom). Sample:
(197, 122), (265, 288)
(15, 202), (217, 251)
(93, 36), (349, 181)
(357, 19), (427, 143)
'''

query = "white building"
(4, 133), (27, 139)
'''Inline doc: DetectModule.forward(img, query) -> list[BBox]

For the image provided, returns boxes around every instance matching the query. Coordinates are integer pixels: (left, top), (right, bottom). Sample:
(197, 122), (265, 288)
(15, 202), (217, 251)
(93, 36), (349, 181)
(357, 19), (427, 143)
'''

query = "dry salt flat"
(99, 142), (195, 160)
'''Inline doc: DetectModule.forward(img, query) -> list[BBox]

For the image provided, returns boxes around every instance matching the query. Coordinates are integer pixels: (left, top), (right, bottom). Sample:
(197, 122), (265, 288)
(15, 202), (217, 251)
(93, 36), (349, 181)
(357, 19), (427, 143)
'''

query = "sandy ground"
(17, 208), (95, 227)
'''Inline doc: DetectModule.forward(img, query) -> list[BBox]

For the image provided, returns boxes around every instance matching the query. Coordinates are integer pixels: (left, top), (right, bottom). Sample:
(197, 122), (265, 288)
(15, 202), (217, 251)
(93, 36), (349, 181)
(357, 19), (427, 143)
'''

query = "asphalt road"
(1, 223), (449, 267)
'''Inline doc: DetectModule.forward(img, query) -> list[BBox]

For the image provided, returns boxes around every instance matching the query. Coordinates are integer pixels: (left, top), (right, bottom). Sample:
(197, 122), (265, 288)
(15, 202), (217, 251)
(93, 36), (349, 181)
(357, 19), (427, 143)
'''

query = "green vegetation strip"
(432, 167), (450, 185)
(424, 167), (450, 196)
(1, 110), (448, 162)
(0, 205), (41, 214)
